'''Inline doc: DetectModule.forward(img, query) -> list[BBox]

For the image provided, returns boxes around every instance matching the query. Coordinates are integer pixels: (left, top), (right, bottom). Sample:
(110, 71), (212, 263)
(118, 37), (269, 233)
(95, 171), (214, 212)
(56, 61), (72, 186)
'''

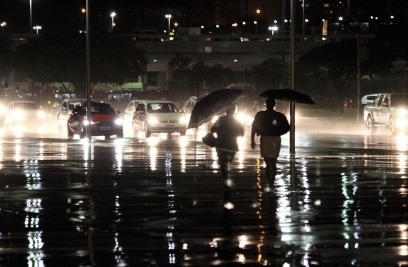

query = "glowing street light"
(269, 25), (279, 35)
(1, 22), (6, 34)
(81, 8), (86, 31)
(165, 14), (172, 33)
(33, 25), (42, 34)
(110, 12), (116, 30)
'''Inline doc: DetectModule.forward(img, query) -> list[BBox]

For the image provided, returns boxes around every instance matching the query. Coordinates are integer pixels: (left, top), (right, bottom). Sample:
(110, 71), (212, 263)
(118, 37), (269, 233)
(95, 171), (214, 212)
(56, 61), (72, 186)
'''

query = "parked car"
(2, 101), (47, 133)
(132, 100), (187, 137)
(57, 98), (86, 131)
(67, 102), (123, 139)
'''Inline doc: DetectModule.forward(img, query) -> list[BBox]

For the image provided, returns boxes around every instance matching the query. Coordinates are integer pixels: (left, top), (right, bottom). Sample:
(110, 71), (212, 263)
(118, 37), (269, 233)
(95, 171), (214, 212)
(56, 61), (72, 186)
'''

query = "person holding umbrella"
(250, 97), (290, 188)
(211, 104), (244, 208)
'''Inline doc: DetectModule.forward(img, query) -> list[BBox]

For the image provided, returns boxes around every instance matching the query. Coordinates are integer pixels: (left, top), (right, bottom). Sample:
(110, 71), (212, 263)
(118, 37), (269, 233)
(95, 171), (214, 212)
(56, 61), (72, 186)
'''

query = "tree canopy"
(13, 33), (147, 96)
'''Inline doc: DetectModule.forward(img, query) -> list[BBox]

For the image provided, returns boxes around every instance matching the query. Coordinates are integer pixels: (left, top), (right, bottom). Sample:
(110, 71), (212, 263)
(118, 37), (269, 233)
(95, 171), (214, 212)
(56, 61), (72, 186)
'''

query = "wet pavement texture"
(0, 128), (407, 266)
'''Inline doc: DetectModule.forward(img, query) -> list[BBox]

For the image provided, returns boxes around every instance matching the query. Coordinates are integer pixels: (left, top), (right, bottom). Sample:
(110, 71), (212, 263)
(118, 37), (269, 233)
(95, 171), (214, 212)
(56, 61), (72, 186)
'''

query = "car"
(181, 96), (197, 124)
(2, 101), (47, 133)
(124, 99), (145, 121)
(132, 100), (188, 137)
(361, 94), (378, 105)
(67, 102), (123, 139)
(57, 98), (86, 131)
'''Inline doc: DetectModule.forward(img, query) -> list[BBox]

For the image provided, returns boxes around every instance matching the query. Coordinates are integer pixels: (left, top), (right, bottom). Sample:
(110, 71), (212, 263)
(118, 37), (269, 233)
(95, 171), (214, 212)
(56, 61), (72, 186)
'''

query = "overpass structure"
(131, 34), (371, 91)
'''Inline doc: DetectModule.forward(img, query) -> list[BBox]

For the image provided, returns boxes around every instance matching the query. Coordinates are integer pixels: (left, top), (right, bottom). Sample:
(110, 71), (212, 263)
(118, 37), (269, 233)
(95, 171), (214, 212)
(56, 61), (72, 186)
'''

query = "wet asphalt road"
(0, 121), (407, 266)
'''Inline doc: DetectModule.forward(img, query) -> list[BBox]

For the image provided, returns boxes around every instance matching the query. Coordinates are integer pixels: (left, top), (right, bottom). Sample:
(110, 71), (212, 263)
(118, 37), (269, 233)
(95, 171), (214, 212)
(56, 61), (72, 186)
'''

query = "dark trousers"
(217, 150), (236, 210)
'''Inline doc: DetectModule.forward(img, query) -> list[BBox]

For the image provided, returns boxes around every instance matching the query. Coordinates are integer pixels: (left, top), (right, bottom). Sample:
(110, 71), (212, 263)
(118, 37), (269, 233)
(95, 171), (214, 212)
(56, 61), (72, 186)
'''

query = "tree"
(168, 56), (235, 98)
(251, 58), (287, 91)
(13, 33), (147, 97)
(0, 36), (13, 79)
(297, 36), (401, 111)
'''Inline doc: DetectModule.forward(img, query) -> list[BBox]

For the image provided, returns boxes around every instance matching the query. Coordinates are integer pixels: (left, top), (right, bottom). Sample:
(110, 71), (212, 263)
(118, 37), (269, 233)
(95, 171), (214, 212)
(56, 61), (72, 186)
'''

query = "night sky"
(0, 0), (403, 34)
(0, 0), (186, 33)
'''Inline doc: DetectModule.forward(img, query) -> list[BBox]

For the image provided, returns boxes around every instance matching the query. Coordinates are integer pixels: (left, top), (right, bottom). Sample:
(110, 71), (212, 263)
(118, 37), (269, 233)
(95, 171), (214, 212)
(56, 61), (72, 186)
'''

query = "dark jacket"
(211, 114), (244, 152)
(251, 109), (290, 137)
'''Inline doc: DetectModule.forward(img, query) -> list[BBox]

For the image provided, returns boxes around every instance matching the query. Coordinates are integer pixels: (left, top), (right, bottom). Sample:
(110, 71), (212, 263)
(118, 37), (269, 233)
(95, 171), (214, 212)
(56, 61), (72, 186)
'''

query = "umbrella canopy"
(188, 89), (242, 129)
(260, 89), (316, 105)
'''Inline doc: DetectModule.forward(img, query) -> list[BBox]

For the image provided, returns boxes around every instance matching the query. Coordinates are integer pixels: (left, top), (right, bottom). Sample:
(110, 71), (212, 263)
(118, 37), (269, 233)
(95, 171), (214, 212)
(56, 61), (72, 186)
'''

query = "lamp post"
(81, 8), (86, 31)
(1, 22), (6, 34)
(254, 21), (258, 35)
(269, 25), (278, 35)
(110, 12), (116, 30)
(302, 0), (305, 35)
(29, 0), (33, 35)
(33, 25), (42, 34)
(165, 14), (172, 33)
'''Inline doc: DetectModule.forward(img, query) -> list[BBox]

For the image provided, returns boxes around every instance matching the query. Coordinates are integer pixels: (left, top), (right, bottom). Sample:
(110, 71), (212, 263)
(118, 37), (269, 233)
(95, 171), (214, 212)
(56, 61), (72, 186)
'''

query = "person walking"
(210, 104), (244, 210)
(250, 97), (290, 188)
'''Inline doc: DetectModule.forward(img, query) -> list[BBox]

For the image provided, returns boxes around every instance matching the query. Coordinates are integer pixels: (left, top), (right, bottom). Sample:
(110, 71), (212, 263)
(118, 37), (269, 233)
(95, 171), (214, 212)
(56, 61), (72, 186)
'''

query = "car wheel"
(105, 135), (111, 139)
(389, 117), (396, 135)
(366, 117), (377, 134)
(145, 128), (151, 138)
(117, 132), (123, 138)
(180, 131), (186, 136)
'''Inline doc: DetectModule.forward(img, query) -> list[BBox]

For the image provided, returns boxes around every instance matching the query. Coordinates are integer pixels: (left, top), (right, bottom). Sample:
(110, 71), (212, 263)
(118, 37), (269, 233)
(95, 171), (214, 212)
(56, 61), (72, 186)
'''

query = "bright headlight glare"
(211, 116), (219, 123)
(83, 119), (90, 126)
(236, 112), (246, 122)
(115, 118), (123, 125)
(13, 110), (25, 120)
(398, 108), (408, 116)
(37, 110), (46, 119)
(148, 116), (159, 125)
(179, 116), (188, 124)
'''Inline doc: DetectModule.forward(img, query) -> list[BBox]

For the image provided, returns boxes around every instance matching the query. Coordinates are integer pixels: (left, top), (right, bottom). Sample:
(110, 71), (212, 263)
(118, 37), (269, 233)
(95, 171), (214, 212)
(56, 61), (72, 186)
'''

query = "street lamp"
(29, 0), (33, 35)
(81, 8), (86, 31)
(110, 12), (116, 30)
(269, 25), (279, 35)
(165, 14), (172, 33)
(33, 25), (42, 34)
(1, 22), (6, 34)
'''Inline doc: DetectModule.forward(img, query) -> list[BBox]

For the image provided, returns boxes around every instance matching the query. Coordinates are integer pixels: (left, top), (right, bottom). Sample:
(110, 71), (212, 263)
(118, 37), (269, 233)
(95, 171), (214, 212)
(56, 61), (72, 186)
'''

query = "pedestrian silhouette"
(210, 105), (244, 211)
(250, 97), (290, 188)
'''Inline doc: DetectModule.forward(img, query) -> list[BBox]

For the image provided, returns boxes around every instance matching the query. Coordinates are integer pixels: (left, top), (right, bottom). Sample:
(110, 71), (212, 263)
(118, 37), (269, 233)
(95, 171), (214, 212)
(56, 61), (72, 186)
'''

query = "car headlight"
(148, 116), (159, 125)
(37, 110), (46, 119)
(115, 118), (123, 125)
(13, 110), (25, 120)
(179, 116), (188, 124)
(398, 108), (408, 116)
(82, 119), (90, 126)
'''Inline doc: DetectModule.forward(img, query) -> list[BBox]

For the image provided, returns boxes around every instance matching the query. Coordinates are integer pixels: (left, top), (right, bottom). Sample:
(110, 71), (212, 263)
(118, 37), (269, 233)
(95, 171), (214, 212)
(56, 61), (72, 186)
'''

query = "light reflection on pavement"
(0, 130), (407, 266)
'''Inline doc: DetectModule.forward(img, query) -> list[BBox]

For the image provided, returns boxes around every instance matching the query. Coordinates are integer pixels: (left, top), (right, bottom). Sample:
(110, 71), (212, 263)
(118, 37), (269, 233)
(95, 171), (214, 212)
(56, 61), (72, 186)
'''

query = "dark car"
(67, 102), (123, 139)
(57, 98), (86, 131)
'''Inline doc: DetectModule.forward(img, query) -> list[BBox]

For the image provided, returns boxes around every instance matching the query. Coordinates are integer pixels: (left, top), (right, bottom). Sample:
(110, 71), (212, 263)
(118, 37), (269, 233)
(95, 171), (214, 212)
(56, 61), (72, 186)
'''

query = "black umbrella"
(188, 89), (243, 129)
(260, 89), (316, 105)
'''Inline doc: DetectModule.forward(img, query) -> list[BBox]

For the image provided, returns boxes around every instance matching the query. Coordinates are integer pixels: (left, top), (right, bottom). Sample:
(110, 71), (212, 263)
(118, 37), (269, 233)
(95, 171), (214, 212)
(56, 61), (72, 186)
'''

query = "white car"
(132, 100), (188, 137)
(3, 101), (47, 133)
(361, 94), (378, 105)
(124, 99), (145, 121)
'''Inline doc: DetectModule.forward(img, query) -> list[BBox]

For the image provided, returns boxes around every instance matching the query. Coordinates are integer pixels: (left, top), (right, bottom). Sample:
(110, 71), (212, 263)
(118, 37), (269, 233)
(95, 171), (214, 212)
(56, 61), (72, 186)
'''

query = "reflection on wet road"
(0, 132), (407, 266)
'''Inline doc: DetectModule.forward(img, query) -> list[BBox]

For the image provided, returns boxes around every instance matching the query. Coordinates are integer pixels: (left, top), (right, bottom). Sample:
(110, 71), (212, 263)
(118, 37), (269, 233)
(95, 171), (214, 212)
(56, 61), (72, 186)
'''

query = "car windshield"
(68, 102), (86, 110)
(147, 103), (179, 113)
(13, 102), (38, 109)
(91, 104), (116, 115)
